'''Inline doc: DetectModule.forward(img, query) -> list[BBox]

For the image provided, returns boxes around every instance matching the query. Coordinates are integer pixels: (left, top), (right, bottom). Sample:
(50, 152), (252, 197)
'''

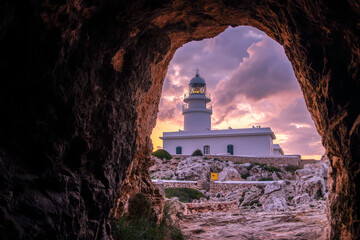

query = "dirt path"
(179, 208), (327, 240)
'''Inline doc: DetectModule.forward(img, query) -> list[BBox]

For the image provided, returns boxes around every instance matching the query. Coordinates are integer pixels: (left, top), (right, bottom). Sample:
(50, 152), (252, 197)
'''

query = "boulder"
(292, 193), (311, 205)
(296, 176), (326, 199)
(210, 160), (224, 173)
(165, 197), (188, 223)
(218, 167), (242, 181)
(174, 157), (210, 181)
(264, 181), (285, 195)
(262, 195), (289, 211)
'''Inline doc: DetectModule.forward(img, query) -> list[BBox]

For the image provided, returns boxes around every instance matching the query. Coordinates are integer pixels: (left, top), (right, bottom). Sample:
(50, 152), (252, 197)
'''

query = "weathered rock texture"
(0, 0), (359, 239)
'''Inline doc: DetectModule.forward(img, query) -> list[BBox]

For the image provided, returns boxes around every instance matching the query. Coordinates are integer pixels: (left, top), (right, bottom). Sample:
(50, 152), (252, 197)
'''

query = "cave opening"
(148, 26), (328, 239)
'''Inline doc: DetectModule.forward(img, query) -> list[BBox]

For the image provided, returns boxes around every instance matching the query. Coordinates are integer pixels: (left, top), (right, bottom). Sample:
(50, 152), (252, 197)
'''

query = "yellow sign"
(210, 172), (218, 180)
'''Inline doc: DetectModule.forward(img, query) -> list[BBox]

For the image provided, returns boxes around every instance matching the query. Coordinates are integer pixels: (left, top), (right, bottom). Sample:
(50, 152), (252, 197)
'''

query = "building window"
(227, 144), (234, 155)
(203, 145), (210, 154)
(176, 146), (182, 154)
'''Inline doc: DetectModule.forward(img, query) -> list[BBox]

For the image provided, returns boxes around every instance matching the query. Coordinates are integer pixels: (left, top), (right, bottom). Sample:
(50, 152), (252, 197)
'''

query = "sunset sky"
(150, 26), (324, 160)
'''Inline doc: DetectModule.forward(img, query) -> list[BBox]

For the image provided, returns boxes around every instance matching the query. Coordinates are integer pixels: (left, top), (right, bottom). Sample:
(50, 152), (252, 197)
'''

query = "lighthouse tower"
(183, 71), (212, 131)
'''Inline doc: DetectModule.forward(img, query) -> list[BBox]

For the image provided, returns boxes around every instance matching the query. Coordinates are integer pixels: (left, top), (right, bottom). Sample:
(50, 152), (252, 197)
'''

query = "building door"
(203, 145), (210, 154)
(227, 144), (234, 155)
(176, 146), (182, 154)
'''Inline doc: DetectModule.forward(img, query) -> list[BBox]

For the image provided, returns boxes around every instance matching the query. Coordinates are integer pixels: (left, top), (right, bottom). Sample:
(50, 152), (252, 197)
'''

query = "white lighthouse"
(160, 70), (285, 156)
(183, 71), (212, 131)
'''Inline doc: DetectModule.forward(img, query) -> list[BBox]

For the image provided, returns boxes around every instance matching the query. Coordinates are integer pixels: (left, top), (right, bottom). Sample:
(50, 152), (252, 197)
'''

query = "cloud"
(214, 37), (299, 106)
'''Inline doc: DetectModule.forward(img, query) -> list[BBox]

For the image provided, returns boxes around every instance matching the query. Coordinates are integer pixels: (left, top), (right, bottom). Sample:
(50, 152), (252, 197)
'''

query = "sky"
(150, 26), (324, 160)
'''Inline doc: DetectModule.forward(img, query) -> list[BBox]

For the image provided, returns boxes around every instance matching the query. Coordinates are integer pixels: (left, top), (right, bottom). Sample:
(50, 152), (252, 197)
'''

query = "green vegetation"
(284, 165), (302, 174)
(213, 157), (221, 161)
(175, 157), (181, 160)
(250, 199), (259, 206)
(192, 149), (203, 156)
(112, 193), (184, 240)
(259, 177), (274, 181)
(204, 157), (209, 160)
(310, 204), (315, 208)
(288, 196), (294, 202)
(235, 161), (243, 164)
(165, 188), (205, 203)
(152, 149), (172, 160)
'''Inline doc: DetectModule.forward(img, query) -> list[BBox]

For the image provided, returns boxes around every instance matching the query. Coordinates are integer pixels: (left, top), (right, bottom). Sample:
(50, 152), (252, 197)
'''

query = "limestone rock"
(264, 181), (285, 195)
(262, 195), (289, 211)
(218, 167), (242, 181)
(165, 197), (187, 223)
(174, 157), (210, 181)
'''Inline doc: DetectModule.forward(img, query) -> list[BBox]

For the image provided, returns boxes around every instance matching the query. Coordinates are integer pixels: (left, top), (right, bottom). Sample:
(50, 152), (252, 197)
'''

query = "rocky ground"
(179, 208), (327, 240)
(152, 155), (330, 239)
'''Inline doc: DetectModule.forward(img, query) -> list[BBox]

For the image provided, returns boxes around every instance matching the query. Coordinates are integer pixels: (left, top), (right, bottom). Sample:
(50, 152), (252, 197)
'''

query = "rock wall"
(174, 154), (302, 166)
(0, 1), (359, 239)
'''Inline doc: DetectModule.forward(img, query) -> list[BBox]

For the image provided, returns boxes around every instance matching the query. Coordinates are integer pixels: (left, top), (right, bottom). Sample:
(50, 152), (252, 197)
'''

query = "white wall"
(184, 111), (211, 131)
(163, 135), (273, 156)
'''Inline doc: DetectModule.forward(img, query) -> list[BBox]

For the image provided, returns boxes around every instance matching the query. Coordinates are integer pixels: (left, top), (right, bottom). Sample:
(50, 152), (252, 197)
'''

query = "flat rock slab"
(179, 208), (327, 239)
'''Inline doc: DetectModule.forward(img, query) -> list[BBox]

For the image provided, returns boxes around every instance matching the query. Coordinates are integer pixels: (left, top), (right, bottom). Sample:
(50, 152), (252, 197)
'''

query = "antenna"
(195, 67), (199, 76)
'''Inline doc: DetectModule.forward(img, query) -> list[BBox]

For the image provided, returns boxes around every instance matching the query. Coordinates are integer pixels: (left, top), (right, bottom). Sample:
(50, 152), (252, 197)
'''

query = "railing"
(182, 104), (212, 111)
(184, 92), (211, 99)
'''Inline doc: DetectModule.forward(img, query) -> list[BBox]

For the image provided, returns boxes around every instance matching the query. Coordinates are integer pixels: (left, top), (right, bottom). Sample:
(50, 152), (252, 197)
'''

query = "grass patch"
(204, 157), (209, 160)
(112, 193), (184, 240)
(259, 177), (274, 181)
(288, 196), (294, 202)
(165, 188), (205, 203)
(310, 204), (315, 208)
(235, 161), (243, 164)
(284, 165), (302, 174)
(250, 199), (259, 206)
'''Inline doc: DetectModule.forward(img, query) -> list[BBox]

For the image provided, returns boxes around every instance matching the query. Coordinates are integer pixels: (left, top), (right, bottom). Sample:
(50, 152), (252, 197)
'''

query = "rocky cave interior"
(0, 0), (359, 239)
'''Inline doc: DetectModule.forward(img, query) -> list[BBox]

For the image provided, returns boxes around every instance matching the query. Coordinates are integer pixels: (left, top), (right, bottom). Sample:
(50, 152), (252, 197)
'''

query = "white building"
(160, 72), (284, 156)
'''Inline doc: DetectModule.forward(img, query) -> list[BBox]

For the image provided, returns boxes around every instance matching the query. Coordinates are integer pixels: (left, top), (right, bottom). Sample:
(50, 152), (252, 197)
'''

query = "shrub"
(152, 149), (172, 160)
(165, 188), (205, 203)
(284, 165), (302, 174)
(192, 149), (203, 156)
(112, 193), (184, 240)
(204, 157), (209, 160)
(127, 193), (151, 220)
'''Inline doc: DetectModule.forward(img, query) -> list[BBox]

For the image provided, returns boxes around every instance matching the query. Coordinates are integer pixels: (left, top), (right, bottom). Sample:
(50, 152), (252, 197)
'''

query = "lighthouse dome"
(189, 73), (206, 87)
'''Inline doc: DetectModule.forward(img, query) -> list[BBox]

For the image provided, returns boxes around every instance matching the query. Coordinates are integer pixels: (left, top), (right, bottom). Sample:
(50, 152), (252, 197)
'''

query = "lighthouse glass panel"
(190, 86), (206, 94)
